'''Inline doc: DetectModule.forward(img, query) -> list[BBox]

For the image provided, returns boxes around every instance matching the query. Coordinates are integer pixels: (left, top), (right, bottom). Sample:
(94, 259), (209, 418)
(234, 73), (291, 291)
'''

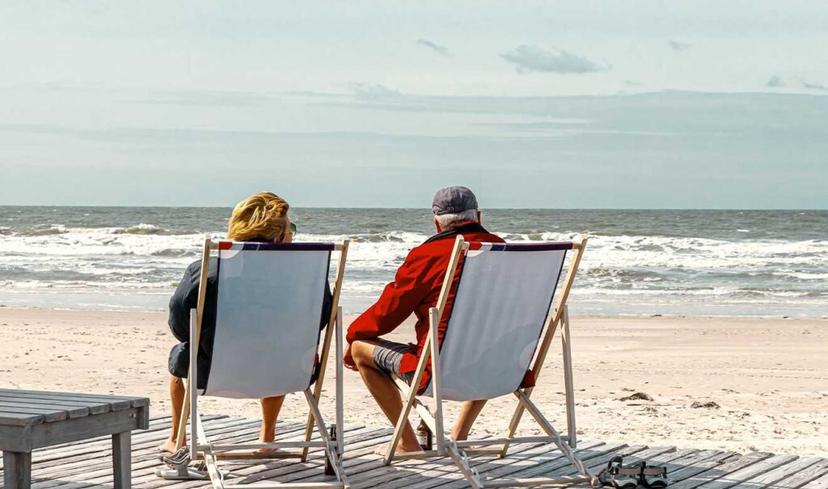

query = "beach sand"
(0, 307), (826, 456)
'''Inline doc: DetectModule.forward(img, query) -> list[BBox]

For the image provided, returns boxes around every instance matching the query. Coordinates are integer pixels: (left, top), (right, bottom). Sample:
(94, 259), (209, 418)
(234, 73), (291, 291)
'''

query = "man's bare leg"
(351, 340), (422, 453)
(159, 374), (185, 453)
(451, 400), (487, 440)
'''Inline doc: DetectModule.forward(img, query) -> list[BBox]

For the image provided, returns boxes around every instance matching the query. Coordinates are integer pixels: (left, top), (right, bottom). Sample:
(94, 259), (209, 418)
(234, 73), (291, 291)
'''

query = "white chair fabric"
(430, 242), (569, 401)
(204, 242), (332, 399)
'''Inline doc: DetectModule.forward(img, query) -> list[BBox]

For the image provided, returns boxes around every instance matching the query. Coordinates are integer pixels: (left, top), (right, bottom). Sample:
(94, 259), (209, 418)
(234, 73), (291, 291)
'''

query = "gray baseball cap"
(432, 186), (479, 215)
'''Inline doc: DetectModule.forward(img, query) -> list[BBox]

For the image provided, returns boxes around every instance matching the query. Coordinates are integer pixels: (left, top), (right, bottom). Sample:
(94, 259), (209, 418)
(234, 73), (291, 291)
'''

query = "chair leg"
(514, 390), (596, 484)
(561, 306), (577, 448)
(446, 442), (485, 489)
(304, 389), (348, 486)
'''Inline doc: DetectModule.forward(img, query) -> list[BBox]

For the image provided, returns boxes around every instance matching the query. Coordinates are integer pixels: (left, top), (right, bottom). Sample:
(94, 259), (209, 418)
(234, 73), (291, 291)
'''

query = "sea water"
(1, 206), (826, 317)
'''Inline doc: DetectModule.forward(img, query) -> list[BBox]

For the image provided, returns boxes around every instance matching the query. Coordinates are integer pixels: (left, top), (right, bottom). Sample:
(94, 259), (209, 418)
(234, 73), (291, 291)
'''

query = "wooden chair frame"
(382, 235), (598, 488)
(162, 238), (350, 489)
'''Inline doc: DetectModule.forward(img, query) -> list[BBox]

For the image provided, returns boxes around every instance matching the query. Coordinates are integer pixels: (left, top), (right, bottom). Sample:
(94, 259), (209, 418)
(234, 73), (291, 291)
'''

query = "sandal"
(637, 461), (668, 488)
(598, 456), (639, 489)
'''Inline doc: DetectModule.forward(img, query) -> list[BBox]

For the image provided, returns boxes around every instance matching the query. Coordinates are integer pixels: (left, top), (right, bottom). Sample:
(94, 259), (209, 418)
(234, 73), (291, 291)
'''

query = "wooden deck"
(2, 415), (827, 489)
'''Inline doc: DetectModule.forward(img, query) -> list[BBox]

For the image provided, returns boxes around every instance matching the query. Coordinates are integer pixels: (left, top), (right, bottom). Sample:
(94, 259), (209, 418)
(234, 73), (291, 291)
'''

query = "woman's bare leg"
(260, 395), (286, 443)
(159, 375), (185, 452)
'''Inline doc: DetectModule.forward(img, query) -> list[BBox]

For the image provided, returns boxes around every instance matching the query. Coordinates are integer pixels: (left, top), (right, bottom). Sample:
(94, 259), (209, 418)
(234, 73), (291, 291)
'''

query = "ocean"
(1, 206), (826, 318)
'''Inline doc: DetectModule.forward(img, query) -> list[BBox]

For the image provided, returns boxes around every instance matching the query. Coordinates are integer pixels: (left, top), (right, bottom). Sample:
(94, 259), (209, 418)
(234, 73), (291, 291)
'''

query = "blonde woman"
(159, 192), (331, 454)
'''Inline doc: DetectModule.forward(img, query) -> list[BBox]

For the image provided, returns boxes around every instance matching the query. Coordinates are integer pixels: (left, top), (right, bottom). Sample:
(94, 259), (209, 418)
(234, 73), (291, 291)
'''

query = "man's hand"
(344, 344), (358, 371)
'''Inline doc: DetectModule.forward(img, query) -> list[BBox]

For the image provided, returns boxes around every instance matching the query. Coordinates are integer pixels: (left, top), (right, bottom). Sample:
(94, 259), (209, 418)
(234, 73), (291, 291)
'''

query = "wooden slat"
(0, 410), (45, 426)
(32, 420), (295, 489)
(0, 405), (67, 423)
(0, 389), (147, 411)
(0, 401), (88, 419)
(692, 454), (799, 489)
(58, 421), (353, 489)
(670, 452), (776, 489)
(785, 460), (828, 489)
(0, 395), (111, 415)
(730, 456), (824, 489)
(668, 450), (741, 484)
(802, 465), (828, 489)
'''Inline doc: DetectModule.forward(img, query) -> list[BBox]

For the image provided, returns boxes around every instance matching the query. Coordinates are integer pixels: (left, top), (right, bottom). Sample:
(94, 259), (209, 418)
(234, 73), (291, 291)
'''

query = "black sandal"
(598, 456), (639, 489)
(637, 461), (668, 488)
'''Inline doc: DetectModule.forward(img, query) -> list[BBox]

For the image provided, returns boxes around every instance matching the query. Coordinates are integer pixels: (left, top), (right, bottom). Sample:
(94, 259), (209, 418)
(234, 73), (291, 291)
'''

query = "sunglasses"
(289, 222), (297, 236)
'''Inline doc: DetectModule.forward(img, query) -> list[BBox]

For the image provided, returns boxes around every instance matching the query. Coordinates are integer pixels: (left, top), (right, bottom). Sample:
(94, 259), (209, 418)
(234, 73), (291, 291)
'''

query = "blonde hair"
(227, 192), (290, 242)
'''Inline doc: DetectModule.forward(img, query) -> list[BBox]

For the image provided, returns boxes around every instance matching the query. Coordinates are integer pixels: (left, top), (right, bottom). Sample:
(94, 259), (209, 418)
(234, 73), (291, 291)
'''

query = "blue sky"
(1, 1), (827, 208)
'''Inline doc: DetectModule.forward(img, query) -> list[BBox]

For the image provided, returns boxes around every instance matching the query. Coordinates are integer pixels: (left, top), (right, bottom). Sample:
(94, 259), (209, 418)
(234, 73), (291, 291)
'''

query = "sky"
(1, 1), (827, 208)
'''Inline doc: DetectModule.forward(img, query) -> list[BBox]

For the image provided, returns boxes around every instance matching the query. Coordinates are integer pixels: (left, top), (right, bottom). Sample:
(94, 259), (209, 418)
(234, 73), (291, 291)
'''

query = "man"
(344, 186), (505, 453)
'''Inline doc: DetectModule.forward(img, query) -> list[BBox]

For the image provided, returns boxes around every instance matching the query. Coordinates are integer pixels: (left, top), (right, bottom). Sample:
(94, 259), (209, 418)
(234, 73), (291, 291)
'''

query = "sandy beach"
(1, 307), (826, 456)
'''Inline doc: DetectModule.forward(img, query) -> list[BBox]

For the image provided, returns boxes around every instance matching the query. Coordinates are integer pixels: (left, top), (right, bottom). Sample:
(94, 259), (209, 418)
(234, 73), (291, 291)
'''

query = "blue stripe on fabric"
(235, 242), (336, 251)
(478, 242), (574, 252)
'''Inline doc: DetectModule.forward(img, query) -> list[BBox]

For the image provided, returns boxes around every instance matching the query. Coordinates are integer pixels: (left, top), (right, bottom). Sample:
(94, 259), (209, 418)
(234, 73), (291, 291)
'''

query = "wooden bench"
(0, 389), (149, 489)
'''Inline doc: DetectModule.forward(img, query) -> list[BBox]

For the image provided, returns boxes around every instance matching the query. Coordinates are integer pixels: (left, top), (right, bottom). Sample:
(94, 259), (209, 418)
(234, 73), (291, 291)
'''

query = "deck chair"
(383, 235), (598, 488)
(159, 239), (350, 489)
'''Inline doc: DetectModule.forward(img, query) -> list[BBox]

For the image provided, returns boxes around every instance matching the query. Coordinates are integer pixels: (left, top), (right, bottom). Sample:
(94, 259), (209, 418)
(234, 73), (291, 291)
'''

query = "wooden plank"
(690, 454), (798, 489)
(0, 410), (44, 426)
(667, 451), (741, 484)
(0, 395), (111, 415)
(802, 463), (828, 489)
(670, 452), (775, 489)
(0, 400), (88, 419)
(29, 420), (281, 489)
(1, 406), (67, 423)
(28, 408), (144, 450)
(46, 420), (335, 489)
(0, 416), (232, 475)
(365, 441), (622, 489)
(783, 459), (828, 489)
(729, 456), (825, 489)
(0, 388), (145, 404)
(344, 435), (517, 485)
(0, 390), (144, 412)
(56, 423), (366, 489)
(0, 415), (172, 471)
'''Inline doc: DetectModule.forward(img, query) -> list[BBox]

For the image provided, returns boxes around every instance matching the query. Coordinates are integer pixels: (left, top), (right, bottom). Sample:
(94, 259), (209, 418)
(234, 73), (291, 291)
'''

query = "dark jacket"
(168, 257), (332, 389)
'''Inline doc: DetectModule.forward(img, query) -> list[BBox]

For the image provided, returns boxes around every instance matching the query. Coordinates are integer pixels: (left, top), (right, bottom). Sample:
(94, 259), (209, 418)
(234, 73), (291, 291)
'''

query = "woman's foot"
(158, 438), (180, 454)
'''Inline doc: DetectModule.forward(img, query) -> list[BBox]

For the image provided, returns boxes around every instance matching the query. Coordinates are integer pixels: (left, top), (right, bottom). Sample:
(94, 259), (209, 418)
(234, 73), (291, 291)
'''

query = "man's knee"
(350, 341), (375, 368)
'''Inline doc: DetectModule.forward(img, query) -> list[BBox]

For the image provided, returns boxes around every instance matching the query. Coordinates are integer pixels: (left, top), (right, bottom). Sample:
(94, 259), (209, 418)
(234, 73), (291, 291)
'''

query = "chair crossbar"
(483, 476), (593, 488)
(455, 435), (555, 447)
(206, 441), (328, 451)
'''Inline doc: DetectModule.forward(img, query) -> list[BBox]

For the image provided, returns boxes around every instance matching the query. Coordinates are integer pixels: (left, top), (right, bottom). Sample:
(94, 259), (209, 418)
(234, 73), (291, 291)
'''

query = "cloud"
(416, 38), (450, 56)
(348, 83), (402, 100)
(801, 80), (828, 91)
(668, 39), (692, 52)
(766, 75), (785, 88)
(500, 45), (606, 74)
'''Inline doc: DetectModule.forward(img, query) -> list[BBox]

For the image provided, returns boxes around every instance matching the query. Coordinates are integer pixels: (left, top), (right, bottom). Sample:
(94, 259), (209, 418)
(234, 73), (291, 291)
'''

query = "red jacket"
(345, 223), (504, 393)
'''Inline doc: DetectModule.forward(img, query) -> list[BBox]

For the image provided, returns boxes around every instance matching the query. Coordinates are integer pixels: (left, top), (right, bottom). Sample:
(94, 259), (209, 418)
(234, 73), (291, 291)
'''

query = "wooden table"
(0, 389), (149, 489)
